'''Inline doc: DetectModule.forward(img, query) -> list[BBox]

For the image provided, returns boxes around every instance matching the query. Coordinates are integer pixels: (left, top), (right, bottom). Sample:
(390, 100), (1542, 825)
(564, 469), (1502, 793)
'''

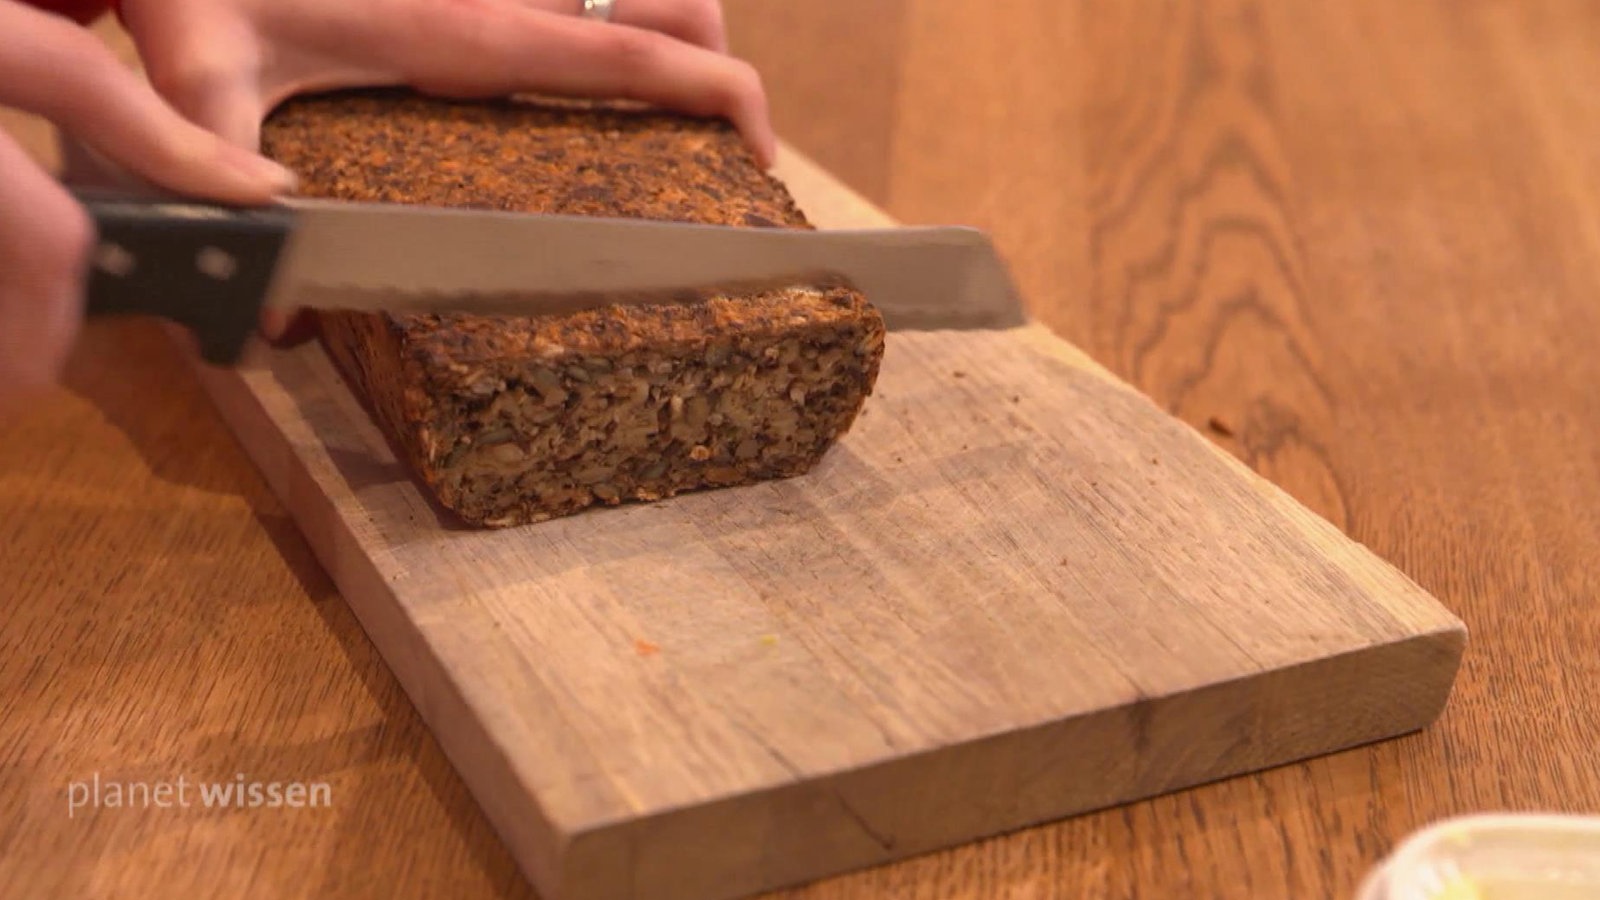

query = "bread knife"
(73, 188), (1029, 365)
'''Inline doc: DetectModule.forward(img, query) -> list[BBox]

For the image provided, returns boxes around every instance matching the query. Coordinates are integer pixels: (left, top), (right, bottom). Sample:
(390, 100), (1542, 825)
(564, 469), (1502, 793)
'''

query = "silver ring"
(582, 0), (615, 21)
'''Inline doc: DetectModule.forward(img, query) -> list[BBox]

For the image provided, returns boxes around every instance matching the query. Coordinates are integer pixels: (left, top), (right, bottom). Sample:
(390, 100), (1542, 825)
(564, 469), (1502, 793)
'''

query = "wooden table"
(3, 2), (1597, 897)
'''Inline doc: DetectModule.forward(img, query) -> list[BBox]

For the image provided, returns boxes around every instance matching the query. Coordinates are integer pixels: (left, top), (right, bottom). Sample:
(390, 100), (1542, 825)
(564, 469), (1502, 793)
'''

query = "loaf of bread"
(259, 90), (885, 527)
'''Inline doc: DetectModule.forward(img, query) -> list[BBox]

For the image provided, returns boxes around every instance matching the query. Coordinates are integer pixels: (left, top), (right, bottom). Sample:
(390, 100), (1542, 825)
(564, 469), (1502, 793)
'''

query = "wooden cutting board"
(191, 144), (1465, 900)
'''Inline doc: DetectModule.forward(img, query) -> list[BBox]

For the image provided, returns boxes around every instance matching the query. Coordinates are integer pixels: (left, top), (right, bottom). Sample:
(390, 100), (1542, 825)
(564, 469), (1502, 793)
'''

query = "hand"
(0, 0), (296, 415)
(118, 0), (775, 161)
(113, 0), (774, 341)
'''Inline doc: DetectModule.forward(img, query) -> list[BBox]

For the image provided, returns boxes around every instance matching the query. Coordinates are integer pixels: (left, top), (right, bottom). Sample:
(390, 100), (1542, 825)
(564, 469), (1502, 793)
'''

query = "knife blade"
(74, 188), (1028, 365)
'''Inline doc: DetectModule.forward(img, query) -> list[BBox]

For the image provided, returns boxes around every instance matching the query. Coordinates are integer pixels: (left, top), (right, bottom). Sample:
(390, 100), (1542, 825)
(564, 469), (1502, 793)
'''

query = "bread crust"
(260, 90), (885, 526)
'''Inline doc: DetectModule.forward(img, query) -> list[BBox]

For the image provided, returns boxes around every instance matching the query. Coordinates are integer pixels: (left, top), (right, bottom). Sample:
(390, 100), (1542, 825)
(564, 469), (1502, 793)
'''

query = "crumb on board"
(952, 370), (967, 379)
(1151, 456), (1159, 465)
(1207, 416), (1235, 437)
(1010, 395), (1021, 404)
(634, 638), (660, 657)
(760, 634), (779, 647)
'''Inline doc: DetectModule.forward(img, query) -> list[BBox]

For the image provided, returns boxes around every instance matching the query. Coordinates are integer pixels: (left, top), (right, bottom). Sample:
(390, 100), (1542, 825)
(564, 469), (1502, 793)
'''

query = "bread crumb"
(1207, 416), (1235, 437)
(759, 634), (778, 647)
(634, 638), (660, 657)
(952, 370), (967, 379)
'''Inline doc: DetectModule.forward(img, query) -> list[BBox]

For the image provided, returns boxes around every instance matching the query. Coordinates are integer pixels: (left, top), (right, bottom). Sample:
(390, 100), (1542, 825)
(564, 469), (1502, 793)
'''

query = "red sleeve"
(20, 0), (114, 24)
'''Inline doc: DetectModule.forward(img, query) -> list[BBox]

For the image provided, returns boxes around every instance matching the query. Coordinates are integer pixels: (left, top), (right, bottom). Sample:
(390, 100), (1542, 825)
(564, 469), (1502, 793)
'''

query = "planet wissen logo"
(66, 772), (333, 818)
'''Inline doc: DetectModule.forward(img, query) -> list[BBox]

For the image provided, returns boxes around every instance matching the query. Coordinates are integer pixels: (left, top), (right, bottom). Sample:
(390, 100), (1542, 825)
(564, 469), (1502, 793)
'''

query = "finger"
(0, 0), (295, 200)
(167, 75), (312, 341)
(119, 5), (277, 151)
(151, 55), (270, 152)
(58, 132), (137, 190)
(304, 1), (774, 166)
(511, 0), (728, 52)
(121, 23), (309, 341)
(422, 8), (771, 164)
(261, 309), (319, 347)
(172, 77), (314, 342)
(258, 305), (297, 342)
(0, 130), (93, 403)
(121, 8), (322, 343)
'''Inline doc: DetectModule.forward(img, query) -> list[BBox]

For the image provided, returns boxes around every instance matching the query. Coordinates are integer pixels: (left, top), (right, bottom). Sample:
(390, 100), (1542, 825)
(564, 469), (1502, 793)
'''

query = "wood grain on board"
(159, 137), (1459, 899)
(4, 1), (1596, 898)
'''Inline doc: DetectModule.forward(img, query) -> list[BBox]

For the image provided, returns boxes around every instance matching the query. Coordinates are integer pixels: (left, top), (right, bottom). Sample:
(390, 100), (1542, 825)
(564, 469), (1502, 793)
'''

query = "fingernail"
(258, 307), (289, 341)
(227, 149), (298, 195)
(263, 308), (318, 348)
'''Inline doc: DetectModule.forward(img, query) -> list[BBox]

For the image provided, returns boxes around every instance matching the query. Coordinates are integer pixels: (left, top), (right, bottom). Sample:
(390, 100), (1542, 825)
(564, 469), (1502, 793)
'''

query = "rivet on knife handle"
(74, 188), (296, 365)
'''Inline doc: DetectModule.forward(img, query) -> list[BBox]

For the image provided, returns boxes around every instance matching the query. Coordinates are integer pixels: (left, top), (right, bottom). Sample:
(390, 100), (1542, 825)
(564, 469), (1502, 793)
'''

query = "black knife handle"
(74, 188), (296, 365)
